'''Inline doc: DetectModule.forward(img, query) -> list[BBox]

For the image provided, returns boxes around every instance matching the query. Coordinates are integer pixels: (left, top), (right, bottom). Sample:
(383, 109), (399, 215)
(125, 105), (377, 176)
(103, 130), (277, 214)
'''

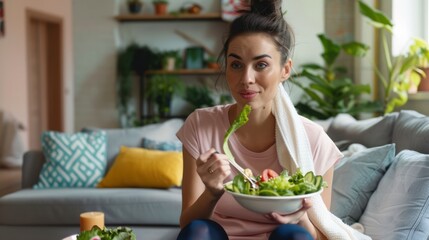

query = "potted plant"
(408, 38), (429, 91)
(358, 0), (425, 113)
(145, 74), (184, 118)
(152, 0), (168, 15)
(290, 34), (382, 120)
(184, 85), (215, 110)
(161, 50), (182, 71)
(206, 56), (220, 69)
(127, 0), (143, 14)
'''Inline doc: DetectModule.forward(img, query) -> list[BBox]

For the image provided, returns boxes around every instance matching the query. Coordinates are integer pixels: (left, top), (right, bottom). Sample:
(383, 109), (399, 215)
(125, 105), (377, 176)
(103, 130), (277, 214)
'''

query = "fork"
(227, 157), (259, 189)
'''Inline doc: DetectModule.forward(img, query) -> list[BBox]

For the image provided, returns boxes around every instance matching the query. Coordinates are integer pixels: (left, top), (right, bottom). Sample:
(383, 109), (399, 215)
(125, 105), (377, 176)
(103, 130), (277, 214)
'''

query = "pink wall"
(0, 0), (73, 149)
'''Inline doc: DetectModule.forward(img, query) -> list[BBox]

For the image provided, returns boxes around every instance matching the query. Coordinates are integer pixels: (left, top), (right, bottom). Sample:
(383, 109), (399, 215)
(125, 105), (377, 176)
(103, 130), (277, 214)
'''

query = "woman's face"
(226, 33), (291, 111)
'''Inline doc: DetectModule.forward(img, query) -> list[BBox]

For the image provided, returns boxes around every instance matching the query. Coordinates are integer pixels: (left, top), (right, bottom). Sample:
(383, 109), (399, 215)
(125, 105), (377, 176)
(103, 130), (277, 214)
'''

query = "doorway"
(26, 9), (63, 150)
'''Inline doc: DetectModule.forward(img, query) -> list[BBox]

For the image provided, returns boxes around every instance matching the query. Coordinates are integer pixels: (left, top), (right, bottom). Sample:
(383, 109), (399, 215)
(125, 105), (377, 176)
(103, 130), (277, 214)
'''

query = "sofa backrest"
(82, 118), (184, 170)
(392, 110), (429, 154)
(22, 151), (45, 188)
(327, 110), (429, 155)
(326, 112), (398, 148)
(22, 119), (184, 188)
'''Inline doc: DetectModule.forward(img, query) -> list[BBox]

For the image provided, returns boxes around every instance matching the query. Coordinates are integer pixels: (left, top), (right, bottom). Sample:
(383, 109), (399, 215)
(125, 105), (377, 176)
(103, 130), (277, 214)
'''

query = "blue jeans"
(176, 219), (314, 240)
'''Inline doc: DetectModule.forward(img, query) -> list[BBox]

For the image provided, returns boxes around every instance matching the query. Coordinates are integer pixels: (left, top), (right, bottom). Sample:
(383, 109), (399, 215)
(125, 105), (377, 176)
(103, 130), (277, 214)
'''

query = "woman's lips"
(240, 90), (259, 99)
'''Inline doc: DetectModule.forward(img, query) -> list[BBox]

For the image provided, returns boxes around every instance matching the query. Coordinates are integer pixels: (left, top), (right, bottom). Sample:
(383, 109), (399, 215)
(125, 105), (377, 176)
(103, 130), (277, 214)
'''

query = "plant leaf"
(342, 41), (370, 57)
(358, 0), (393, 32)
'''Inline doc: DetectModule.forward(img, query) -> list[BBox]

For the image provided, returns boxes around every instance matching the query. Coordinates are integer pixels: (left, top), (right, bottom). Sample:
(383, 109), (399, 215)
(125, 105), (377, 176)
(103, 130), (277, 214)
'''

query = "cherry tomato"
(260, 169), (279, 182)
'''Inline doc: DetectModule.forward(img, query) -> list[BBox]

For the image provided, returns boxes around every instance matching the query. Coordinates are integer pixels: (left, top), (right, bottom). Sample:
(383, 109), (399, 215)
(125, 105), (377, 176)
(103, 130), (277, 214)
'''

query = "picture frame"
(0, 0), (4, 37)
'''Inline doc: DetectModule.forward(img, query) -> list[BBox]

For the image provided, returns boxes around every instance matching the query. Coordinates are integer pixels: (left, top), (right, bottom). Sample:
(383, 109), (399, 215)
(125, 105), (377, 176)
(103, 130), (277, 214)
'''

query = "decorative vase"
(185, 47), (204, 69)
(128, 2), (143, 14)
(164, 57), (176, 71)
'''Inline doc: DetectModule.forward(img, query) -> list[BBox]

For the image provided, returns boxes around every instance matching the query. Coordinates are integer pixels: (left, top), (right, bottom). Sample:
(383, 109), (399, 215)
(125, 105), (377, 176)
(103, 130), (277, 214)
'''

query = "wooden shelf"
(145, 68), (222, 75)
(115, 13), (223, 22)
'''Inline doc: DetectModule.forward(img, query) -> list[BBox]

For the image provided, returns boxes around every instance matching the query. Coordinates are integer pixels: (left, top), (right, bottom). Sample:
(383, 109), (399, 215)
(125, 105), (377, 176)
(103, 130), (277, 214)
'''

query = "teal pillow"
(331, 144), (395, 225)
(33, 131), (107, 189)
(142, 137), (182, 152)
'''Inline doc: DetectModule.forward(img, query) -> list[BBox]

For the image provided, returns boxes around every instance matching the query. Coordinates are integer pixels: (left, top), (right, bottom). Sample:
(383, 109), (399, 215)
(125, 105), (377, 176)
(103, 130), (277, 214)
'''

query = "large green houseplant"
(117, 44), (160, 127)
(358, 0), (423, 114)
(117, 44), (138, 127)
(145, 74), (184, 120)
(291, 34), (382, 119)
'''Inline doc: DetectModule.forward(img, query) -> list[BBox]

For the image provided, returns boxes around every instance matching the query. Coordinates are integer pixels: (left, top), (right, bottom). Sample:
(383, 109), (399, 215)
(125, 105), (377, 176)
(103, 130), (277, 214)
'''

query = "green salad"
(222, 104), (326, 197)
(225, 168), (327, 196)
(77, 226), (136, 240)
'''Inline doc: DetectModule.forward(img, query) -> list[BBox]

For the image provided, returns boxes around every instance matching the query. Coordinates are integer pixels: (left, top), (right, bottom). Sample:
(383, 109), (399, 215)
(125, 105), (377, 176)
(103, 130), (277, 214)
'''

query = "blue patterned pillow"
(142, 138), (182, 152)
(34, 131), (107, 189)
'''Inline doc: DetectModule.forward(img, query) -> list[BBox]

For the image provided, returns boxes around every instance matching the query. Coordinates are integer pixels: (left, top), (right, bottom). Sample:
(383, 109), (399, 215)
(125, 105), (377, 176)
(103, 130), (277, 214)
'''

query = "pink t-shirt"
(176, 104), (342, 240)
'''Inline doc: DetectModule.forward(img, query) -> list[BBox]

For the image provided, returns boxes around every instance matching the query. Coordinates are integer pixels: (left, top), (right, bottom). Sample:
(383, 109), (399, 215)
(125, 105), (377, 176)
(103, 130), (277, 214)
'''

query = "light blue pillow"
(33, 131), (107, 189)
(142, 137), (182, 152)
(331, 144), (395, 225)
(359, 150), (429, 239)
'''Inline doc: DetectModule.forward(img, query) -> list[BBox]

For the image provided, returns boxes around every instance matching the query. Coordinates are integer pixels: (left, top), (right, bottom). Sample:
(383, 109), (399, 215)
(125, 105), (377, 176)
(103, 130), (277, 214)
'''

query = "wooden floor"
(0, 167), (22, 197)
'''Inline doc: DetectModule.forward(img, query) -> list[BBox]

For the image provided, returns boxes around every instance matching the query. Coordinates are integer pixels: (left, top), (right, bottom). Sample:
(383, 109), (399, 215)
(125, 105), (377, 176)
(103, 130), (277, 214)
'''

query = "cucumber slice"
(314, 175), (323, 190)
(304, 171), (315, 183)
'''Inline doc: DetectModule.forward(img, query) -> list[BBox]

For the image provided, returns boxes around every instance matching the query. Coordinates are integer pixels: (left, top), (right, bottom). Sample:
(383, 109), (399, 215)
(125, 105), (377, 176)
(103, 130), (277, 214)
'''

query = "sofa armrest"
(22, 150), (46, 189)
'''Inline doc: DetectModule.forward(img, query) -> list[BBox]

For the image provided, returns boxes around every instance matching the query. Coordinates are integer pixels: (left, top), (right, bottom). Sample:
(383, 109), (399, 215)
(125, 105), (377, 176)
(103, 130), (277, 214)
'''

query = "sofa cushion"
(97, 147), (183, 188)
(142, 137), (182, 152)
(392, 110), (429, 154)
(327, 113), (398, 148)
(84, 119), (184, 170)
(33, 131), (107, 189)
(359, 150), (429, 239)
(0, 188), (181, 226)
(331, 144), (395, 225)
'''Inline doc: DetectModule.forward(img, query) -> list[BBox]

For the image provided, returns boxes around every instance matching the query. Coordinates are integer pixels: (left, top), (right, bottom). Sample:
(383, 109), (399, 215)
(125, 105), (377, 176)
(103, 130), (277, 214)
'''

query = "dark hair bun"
(250, 0), (283, 18)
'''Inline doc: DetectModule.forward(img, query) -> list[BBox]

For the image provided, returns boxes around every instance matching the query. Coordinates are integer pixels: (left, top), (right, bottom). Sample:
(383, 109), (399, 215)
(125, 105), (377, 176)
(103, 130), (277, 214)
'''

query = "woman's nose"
(240, 67), (255, 85)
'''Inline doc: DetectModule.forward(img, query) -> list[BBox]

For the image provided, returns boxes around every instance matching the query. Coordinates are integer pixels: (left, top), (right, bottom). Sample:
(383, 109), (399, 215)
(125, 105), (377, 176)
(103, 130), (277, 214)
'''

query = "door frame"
(26, 9), (63, 149)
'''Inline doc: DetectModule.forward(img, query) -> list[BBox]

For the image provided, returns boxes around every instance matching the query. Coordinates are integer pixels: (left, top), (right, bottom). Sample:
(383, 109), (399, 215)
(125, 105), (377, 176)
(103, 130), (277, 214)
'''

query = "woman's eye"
(256, 62), (268, 69)
(230, 61), (242, 69)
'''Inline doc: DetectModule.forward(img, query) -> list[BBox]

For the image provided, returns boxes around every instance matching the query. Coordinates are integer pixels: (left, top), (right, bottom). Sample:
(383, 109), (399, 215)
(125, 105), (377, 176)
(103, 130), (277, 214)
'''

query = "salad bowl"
(225, 181), (323, 214)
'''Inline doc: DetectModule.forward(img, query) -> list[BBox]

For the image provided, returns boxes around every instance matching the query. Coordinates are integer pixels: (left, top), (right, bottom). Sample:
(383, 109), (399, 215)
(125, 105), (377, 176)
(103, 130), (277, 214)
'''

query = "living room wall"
(72, 0), (325, 131)
(0, 0), (73, 149)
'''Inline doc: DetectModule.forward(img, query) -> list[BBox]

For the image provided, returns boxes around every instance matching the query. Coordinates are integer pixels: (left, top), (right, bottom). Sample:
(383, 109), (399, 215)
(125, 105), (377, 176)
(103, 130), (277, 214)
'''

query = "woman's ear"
(280, 59), (292, 82)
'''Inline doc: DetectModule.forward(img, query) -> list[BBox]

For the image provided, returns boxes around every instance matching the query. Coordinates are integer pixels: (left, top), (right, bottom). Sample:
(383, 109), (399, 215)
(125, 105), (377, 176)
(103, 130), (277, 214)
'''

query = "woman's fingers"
(266, 198), (313, 224)
(196, 148), (231, 194)
(196, 148), (217, 167)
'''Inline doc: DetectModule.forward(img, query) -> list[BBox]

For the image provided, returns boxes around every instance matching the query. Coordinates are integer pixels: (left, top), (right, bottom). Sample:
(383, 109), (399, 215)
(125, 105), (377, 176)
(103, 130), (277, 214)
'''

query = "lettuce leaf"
(223, 104), (252, 163)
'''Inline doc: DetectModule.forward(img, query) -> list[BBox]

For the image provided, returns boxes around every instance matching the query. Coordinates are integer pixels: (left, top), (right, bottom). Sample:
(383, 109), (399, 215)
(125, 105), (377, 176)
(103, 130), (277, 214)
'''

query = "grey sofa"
(1, 110), (428, 240)
(0, 119), (184, 240)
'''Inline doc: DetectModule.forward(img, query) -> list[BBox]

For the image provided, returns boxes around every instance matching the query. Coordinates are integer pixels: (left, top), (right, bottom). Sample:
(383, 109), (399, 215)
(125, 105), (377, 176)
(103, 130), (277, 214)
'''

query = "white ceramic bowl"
(225, 182), (323, 214)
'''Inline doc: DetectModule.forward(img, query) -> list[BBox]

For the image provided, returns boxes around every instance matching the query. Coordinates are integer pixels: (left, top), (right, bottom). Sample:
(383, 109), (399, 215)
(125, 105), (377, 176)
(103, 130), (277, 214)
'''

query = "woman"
(176, 0), (370, 239)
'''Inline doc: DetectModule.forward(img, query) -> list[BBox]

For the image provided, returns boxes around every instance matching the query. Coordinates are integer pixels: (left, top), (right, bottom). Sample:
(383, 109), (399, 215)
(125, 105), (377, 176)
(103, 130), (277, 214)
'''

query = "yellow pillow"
(97, 146), (183, 188)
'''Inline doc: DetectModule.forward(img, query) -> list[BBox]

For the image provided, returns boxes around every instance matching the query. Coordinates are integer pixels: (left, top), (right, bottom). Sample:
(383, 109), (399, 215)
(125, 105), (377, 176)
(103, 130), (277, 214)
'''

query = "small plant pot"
(418, 67), (429, 92)
(153, 3), (168, 15)
(207, 62), (220, 69)
(128, 2), (143, 14)
(164, 57), (176, 71)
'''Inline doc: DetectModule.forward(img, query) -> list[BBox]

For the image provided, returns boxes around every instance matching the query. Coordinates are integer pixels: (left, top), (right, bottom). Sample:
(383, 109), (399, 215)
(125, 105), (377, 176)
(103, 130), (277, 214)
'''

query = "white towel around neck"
(273, 83), (372, 240)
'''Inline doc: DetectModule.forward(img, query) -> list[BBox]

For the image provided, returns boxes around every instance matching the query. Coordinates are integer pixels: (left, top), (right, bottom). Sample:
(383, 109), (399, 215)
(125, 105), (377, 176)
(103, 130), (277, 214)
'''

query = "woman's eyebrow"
(253, 54), (272, 60)
(227, 53), (272, 60)
(228, 53), (241, 59)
